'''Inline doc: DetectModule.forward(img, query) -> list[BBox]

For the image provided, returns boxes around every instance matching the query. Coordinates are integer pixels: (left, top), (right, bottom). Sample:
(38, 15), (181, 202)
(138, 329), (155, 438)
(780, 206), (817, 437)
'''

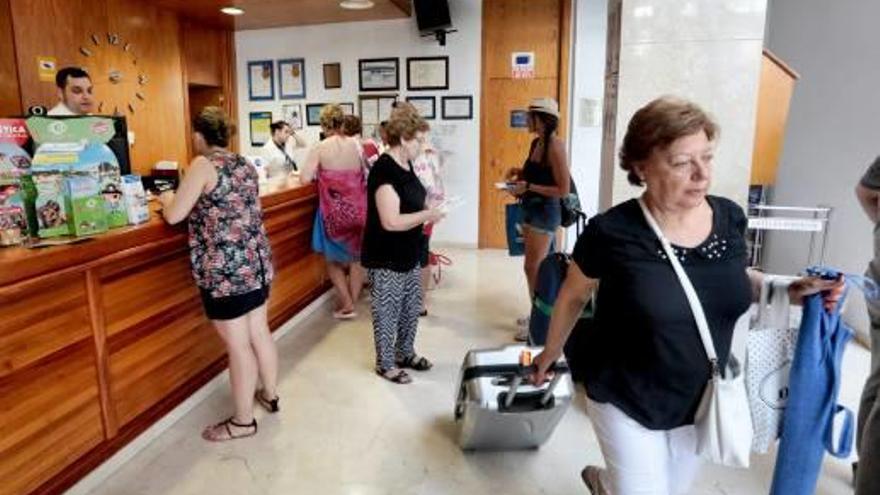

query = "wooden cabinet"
(751, 49), (800, 186)
(0, 184), (327, 495)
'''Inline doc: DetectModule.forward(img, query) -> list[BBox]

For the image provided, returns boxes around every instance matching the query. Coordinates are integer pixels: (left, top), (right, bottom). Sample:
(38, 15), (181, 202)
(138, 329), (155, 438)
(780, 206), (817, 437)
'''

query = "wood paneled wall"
(6, 0), (234, 174)
(0, 184), (327, 495)
(0, 0), (22, 115)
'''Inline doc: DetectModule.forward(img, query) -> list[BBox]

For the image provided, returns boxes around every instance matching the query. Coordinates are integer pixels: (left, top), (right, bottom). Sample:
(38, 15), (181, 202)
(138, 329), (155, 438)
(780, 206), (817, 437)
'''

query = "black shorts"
(199, 285), (270, 321)
(419, 233), (431, 268)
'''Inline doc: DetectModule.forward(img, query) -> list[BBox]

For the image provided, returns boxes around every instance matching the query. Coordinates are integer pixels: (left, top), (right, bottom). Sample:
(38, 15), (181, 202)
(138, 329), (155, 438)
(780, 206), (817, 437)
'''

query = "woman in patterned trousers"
(360, 103), (445, 384)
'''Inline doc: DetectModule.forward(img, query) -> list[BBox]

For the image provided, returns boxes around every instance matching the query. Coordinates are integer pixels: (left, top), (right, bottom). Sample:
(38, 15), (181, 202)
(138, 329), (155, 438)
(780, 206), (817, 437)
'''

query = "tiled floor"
(83, 248), (863, 494)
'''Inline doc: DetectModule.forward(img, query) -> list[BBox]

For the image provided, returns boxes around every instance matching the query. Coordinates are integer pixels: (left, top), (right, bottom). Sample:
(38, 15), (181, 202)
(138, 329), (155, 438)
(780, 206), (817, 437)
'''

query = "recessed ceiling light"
(220, 6), (245, 15)
(340, 0), (375, 10)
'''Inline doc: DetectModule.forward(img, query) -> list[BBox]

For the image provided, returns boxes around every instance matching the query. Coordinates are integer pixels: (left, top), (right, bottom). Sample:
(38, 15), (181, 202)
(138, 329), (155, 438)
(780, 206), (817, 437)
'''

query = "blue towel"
(770, 284), (854, 494)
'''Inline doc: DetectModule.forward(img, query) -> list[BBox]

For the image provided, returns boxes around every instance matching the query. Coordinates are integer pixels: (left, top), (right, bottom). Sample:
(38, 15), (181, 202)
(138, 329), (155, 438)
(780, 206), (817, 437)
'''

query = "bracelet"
(525, 182), (531, 192)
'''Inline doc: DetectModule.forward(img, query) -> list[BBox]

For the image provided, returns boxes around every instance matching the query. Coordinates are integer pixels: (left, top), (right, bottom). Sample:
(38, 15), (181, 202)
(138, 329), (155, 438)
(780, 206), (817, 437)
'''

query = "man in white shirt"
(261, 121), (306, 178)
(48, 67), (94, 116)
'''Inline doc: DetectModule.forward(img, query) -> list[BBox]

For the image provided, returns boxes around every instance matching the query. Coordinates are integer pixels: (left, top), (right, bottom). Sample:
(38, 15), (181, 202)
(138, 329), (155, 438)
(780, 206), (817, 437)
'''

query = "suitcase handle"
(461, 362), (570, 381)
(503, 363), (569, 409)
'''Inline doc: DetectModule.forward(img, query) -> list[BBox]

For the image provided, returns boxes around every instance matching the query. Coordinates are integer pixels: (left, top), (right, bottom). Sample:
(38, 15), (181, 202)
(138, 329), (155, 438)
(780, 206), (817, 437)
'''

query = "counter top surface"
(0, 180), (315, 288)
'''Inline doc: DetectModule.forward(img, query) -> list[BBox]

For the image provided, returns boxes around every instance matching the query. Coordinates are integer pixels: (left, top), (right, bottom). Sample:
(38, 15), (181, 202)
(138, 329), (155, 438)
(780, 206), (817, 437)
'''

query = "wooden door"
(479, 0), (570, 248)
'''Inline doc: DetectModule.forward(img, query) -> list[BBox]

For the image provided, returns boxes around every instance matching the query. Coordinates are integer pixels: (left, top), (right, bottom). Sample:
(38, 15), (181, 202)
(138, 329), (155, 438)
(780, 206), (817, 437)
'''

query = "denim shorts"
(521, 196), (561, 235)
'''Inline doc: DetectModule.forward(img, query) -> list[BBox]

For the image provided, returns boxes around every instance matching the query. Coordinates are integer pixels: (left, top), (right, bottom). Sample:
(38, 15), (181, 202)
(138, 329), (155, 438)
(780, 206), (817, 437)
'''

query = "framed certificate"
(406, 96), (436, 120)
(359, 58), (399, 91)
(406, 56), (449, 91)
(247, 60), (274, 101)
(278, 58), (306, 99)
(249, 111), (272, 146)
(441, 96), (473, 120)
(340, 102), (355, 115)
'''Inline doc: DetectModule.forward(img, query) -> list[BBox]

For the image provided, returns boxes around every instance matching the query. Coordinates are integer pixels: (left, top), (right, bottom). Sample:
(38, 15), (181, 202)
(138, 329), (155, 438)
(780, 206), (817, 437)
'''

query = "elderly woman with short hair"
(531, 96), (843, 495)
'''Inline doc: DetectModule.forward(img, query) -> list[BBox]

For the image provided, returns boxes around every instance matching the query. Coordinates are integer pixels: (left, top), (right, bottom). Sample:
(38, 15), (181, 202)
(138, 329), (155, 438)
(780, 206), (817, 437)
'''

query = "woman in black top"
(530, 97), (843, 494)
(506, 98), (570, 339)
(361, 103), (444, 384)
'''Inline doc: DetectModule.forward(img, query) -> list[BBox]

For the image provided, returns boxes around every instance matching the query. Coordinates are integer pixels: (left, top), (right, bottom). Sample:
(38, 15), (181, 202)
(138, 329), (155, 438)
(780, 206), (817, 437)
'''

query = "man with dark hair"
(261, 120), (306, 178)
(49, 66), (94, 115)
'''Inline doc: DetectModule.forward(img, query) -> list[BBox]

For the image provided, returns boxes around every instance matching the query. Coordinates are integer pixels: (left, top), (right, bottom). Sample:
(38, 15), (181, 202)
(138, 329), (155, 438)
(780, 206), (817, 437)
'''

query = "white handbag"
(638, 198), (753, 468)
(746, 275), (798, 453)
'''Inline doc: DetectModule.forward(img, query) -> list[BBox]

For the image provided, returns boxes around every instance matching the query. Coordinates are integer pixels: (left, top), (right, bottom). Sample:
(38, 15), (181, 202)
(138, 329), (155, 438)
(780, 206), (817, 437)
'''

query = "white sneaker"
(514, 327), (530, 342)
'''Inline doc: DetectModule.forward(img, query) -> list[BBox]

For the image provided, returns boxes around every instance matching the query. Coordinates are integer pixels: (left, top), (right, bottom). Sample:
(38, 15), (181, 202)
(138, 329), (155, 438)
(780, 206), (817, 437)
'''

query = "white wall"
(567, 0), (608, 250)
(235, 0), (482, 246)
(606, 0), (767, 208)
(763, 0), (880, 336)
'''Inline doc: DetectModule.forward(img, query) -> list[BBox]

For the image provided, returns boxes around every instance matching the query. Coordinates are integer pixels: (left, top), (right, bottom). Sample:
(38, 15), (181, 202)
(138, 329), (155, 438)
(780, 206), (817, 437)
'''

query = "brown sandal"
(201, 417), (257, 442)
(255, 390), (280, 413)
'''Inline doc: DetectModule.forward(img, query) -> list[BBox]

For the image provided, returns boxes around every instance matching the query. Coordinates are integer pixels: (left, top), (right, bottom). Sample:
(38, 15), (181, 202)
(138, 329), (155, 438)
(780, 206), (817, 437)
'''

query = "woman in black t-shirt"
(361, 103), (444, 384)
(530, 97), (843, 494)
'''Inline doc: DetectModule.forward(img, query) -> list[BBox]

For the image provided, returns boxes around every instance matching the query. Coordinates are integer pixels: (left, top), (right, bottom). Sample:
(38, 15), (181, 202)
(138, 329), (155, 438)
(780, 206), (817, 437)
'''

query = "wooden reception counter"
(0, 181), (328, 495)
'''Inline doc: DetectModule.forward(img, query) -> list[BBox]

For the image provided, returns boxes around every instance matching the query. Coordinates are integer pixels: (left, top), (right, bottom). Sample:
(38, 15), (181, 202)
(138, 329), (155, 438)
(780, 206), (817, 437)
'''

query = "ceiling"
(154, 0), (412, 31)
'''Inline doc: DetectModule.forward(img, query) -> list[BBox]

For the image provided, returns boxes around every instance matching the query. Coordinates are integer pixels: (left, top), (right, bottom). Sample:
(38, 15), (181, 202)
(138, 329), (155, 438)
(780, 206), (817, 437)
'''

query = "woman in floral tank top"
(160, 107), (279, 442)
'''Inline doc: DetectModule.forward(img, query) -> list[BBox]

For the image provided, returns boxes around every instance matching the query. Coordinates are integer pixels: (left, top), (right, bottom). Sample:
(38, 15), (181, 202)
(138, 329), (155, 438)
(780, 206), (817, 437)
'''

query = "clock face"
(78, 33), (148, 116)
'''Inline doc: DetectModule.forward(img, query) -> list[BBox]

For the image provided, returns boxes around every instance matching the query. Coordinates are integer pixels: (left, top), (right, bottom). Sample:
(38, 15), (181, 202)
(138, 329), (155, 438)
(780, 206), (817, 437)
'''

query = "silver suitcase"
(454, 344), (573, 450)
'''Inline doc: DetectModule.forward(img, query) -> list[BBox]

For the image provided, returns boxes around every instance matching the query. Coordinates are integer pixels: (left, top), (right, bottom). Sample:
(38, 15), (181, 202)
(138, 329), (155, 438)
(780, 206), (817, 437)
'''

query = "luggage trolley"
(747, 205), (832, 269)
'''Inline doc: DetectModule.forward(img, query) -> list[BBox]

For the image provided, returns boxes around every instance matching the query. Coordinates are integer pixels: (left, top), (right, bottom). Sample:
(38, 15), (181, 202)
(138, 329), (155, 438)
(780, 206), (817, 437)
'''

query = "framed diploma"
(247, 60), (274, 101)
(406, 56), (449, 91)
(441, 96), (473, 120)
(405, 96), (436, 120)
(278, 58), (306, 99)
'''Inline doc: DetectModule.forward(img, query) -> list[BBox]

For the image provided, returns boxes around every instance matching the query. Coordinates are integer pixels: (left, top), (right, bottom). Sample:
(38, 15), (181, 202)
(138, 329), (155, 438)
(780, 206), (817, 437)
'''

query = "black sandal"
(202, 417), (258, 442)
(255, 390), (280, 413)
(397, 355), (433, 371)
(376, 367), (412, 384)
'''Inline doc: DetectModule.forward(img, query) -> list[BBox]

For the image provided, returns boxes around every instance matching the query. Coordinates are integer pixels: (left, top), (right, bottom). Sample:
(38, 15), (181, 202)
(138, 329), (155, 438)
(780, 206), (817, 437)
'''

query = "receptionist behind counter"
(261, 121), (306, 179)
(48, 66), (94, 116)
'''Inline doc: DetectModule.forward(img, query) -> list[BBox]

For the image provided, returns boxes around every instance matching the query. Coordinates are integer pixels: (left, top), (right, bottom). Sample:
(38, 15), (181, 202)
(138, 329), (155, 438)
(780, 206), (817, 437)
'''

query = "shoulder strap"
(637, 198), (719, 373)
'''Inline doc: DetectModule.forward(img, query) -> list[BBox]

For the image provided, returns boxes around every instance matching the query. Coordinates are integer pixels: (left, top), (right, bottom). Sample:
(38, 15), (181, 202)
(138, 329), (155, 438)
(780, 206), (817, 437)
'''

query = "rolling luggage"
(454, 344), (573, 450)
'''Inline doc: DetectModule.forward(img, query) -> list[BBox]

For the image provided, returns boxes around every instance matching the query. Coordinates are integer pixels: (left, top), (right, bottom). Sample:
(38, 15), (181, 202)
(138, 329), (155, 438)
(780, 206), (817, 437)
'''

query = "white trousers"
(587, 399), (702, 495)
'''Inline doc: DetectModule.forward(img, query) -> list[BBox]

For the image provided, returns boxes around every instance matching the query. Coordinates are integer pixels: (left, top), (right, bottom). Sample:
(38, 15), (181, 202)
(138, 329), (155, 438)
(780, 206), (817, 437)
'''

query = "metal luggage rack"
(747, 205), (832, 268)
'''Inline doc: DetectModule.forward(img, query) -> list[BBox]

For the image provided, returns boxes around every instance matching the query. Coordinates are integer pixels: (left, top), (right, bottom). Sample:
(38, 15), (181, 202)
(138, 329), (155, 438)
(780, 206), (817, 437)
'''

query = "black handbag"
(559, 178), (582, 228)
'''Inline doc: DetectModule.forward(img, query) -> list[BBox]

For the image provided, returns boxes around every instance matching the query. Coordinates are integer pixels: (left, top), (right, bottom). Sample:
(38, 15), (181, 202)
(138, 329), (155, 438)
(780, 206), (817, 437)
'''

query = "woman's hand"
(504, 167), (522, 181)
(529, 350), (559, 386)
(158, 190), (175, 209)
(425, 206), (446, 224)
(509, 181), (527, 197)
(789, 276), (846, 312)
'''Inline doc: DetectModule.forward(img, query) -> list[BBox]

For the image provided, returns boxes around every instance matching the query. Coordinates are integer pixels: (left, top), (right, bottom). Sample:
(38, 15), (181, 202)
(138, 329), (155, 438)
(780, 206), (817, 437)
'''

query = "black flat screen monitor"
(414, 0), (452, 32)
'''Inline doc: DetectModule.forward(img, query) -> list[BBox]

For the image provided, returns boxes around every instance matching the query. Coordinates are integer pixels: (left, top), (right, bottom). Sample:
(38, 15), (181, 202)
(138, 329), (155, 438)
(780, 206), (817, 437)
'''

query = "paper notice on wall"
(37, 56), (57, 82)
(511, 52), (535, 79)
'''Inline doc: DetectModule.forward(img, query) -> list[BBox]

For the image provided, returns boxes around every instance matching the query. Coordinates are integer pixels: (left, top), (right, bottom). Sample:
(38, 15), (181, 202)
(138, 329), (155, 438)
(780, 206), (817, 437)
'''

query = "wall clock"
(78, 33), (148, 116)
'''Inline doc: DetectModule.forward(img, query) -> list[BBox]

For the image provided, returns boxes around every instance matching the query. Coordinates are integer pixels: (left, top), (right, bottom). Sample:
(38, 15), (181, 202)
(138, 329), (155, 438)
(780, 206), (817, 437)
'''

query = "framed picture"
(340, 102), (355, 115)
(406, 56), (449, 91)
(406, 96), (436, 120)
(282, 104), (303, 130)
(441, 96), (473, 120)
(359, 94), (398, 125)
(247, 60), (274, 101)
(306, 103), (326, 126)
(359, 58), (399, 91)
(249, 111), (272, 146)
(323, 63), (341, 89)
(278, 58), (306, 99)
